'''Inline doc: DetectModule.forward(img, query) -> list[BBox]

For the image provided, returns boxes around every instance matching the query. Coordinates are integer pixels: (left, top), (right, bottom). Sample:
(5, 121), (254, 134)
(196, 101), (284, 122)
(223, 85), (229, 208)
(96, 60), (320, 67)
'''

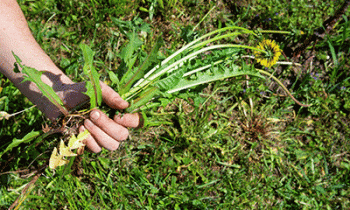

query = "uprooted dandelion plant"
(1, 26), (311, 172)
(117, 26), (310, 113)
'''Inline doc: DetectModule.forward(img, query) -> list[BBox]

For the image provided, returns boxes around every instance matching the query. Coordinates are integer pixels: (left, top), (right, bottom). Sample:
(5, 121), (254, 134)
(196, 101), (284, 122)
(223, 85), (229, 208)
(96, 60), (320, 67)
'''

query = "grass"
(1, 0), (350, 209)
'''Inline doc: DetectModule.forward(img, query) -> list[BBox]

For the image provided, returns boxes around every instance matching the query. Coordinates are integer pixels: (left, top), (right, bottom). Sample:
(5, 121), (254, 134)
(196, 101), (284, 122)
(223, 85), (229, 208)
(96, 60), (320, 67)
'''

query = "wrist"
(42, 82), (89, 120)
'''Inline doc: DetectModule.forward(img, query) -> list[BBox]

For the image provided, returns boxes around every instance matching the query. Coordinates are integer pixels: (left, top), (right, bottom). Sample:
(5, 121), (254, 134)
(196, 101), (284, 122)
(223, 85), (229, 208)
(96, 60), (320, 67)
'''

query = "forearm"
(0, 0), (76, 119)
(0, 1), (140, 153)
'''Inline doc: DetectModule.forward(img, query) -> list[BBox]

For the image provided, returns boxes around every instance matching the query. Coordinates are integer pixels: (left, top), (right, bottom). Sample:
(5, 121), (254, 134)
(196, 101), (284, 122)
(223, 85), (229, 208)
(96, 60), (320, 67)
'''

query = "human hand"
(78, 83), (140, 153)
(56, 81), (139, 153)
(0, 0), (139, 153)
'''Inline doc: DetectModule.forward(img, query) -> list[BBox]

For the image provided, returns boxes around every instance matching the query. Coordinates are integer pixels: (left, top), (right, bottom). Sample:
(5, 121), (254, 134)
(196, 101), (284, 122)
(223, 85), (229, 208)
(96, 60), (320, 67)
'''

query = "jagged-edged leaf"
(49, 147), (69, 170)
(108, 70), (119, 85)
(0, 130), (41, 158)
(59, 140), (77, 157)
(138, 36), (164, 74)
(13, 53), (68, 116)
(167, 63), (264, 94)
(68, 129), (89, 150)
(84, 81), (97, 108)
(80, 44), (102, 109)
(119, 55), (138, 91)
(154, 67), (185, 91)
(49, 130), (89, 170)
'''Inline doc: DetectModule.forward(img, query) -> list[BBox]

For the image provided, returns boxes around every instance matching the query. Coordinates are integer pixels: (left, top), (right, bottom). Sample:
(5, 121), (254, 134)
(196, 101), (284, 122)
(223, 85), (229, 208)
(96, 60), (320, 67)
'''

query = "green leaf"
(167, 63), (264, 94)
(327, 40), (338, 66)
(80, 44), (102, 109)
(135, 35), (163, 79)
(0, 130), (41, 158)
(84, 81), (97, 108)
(108, 70), (119, 85)
(120, 36), (164, 95)
(123, 44), (255, 100)
(154, 67), (185, 91)
(341, 15), (348, 45)
(120, 31), (143, 64)
(119, 55), (138, 91)
(12, 53), (68, 116)
(126, 87), (160, 112)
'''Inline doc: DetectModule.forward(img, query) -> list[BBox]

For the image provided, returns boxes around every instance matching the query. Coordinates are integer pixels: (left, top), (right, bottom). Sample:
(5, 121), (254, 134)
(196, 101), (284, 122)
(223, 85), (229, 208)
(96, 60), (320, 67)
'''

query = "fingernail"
(91, 111), (100, 121)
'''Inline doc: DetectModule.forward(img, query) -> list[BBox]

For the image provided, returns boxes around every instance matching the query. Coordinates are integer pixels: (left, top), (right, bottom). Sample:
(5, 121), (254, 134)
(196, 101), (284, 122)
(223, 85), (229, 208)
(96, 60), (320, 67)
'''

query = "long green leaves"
(126, 87), (160, 113)
(116, 26), (306, 113)
(118, 26), (268, 112)
(168, 63), (264, 94)
(13, 53), (69, 116)
(123, 44), (263, 101)
(80, 44), (102, 109)
(132, 26), (255, 89)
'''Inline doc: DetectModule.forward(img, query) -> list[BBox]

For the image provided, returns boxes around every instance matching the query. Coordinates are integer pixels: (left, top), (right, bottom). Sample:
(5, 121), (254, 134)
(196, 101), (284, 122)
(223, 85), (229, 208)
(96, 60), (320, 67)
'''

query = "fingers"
(100, 82), (129, 110)
(83, 110), (127, 150)
(83, 119), (121, 151)
(80, 109), (139, 153)
(72, 82), (140, 153)
(77, 82), (141, 153)
(79, 126), (102, 153)
(114, 113), (140, 128)
(89, 109), (130, 141)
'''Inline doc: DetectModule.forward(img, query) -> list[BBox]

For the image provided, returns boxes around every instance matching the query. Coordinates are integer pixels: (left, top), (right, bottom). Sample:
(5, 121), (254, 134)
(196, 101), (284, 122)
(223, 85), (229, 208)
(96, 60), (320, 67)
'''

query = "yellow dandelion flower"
(253, 39), (282, 68)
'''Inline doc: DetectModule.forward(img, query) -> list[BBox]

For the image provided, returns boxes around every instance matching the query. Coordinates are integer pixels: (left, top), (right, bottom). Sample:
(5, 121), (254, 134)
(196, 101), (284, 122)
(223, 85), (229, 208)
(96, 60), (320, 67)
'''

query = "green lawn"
(1, 0), (350, 209)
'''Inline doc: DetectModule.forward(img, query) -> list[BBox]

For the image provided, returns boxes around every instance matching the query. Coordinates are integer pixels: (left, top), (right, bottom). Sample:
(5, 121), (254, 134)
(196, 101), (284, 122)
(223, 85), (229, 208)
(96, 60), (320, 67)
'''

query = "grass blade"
(327, 40), (338, 66)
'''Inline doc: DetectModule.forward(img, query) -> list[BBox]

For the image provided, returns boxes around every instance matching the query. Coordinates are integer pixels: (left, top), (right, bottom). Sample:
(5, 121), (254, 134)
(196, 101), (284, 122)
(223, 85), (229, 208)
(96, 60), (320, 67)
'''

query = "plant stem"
(259, 30), (291, 34)
(258, 69), (312, 107)
(190, 32), (250, 49)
